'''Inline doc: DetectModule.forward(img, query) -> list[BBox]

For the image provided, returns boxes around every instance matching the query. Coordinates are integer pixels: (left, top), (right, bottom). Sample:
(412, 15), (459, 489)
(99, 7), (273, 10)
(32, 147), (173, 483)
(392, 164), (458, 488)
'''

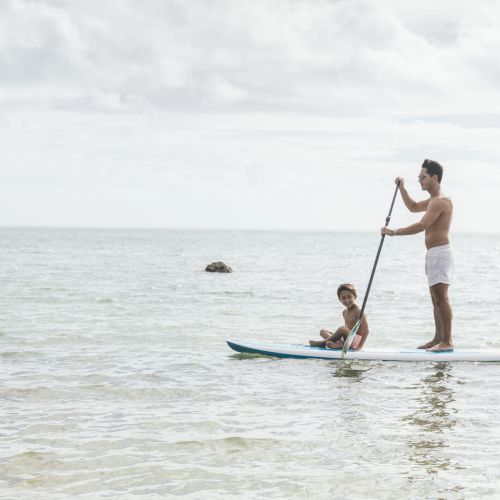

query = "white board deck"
(227, 340), (500, 362)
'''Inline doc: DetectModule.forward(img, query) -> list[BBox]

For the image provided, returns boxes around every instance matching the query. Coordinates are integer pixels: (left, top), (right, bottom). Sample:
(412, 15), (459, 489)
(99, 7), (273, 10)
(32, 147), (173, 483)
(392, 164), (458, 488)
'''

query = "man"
(381, 159), (453, 352)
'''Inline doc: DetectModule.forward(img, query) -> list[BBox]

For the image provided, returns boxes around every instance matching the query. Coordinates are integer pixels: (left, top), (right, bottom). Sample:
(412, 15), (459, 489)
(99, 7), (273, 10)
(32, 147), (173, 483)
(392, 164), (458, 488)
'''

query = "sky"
(1, 0), (500, 232)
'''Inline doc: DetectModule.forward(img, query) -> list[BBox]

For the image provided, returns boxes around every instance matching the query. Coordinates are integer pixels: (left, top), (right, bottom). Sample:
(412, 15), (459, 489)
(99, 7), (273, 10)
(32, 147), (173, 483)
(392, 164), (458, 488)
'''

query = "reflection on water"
(404, 362), (459, 476)
(331, 360), (371, 379)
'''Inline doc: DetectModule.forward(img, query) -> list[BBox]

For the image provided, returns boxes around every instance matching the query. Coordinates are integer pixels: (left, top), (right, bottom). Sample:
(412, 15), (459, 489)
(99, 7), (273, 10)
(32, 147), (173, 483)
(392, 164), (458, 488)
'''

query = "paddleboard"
(227, 340), (500, 362)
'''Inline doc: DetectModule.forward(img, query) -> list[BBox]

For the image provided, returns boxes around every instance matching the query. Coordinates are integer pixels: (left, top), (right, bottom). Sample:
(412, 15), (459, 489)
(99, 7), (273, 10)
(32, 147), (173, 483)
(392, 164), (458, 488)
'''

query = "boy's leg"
(325, 340), (343, 349)
(328, 326), (349, 342)
(320, 329), (332, 340)
(309, 340), (327, 347)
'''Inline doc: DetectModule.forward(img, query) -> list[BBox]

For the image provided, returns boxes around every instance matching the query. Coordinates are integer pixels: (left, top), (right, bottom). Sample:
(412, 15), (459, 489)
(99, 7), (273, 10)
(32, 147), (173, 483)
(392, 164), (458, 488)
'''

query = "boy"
(309, 283), (369, 350)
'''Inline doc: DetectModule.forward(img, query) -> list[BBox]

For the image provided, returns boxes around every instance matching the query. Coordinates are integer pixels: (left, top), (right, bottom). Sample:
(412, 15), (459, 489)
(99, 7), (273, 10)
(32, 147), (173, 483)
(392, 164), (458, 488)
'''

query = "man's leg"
(427, 283), (453, 351)
(418, 287), (442, 349)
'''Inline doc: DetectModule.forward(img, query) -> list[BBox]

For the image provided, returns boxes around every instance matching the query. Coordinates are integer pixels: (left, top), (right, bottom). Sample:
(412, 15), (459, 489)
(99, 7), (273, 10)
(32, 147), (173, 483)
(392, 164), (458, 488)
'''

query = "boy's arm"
(397, 177), (429, 213)
(354, 315), (369, 349)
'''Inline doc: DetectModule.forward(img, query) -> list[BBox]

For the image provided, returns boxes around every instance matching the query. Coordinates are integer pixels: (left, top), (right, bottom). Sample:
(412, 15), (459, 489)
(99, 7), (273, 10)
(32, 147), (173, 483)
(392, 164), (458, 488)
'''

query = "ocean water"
(1, 227), (500, 499)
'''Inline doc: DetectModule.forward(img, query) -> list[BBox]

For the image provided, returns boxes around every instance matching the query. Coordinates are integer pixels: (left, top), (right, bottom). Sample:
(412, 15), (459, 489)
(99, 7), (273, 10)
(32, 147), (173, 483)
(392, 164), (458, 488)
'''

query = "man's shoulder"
(429, 195), (453, 208)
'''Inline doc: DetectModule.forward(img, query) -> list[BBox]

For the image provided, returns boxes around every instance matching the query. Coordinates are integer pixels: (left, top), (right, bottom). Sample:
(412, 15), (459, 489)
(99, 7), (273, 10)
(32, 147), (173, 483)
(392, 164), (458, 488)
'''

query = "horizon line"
(1, 225), (499, 235)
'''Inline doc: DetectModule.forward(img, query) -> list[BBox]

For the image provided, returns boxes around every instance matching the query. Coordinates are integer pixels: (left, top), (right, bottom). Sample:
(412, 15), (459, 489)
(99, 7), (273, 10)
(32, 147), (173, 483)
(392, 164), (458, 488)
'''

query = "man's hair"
(337, 283), (357, 298)
(422, 159), (444, 183)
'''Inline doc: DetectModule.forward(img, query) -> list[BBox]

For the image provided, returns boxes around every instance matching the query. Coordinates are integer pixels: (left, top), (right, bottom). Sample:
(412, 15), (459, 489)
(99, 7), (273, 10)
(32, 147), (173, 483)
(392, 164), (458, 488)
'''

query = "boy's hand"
(381, 227), (396, 236)
(395, 176), (404, 190)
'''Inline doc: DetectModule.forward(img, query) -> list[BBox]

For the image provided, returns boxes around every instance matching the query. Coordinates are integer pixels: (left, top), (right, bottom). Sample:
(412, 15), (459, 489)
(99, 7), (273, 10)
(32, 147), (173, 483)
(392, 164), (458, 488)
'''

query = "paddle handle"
(358, 180), (400, 320)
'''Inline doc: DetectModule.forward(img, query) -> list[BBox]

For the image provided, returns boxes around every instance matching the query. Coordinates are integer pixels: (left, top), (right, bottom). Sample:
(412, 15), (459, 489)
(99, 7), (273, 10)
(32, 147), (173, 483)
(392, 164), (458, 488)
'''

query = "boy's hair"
(422, 159), (444, 183)
(337, 283), (357, 298)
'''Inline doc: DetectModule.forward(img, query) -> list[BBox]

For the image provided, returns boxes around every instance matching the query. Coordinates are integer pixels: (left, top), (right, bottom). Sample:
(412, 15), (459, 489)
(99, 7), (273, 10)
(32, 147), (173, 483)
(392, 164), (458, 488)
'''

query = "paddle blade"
(342, 320), (360, 356)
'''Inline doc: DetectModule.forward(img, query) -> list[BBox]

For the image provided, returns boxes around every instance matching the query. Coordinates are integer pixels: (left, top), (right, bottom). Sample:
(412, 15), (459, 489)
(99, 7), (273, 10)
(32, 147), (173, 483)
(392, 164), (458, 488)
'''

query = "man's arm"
(382, 198), (444, 236)
(397, 177), (429, 213)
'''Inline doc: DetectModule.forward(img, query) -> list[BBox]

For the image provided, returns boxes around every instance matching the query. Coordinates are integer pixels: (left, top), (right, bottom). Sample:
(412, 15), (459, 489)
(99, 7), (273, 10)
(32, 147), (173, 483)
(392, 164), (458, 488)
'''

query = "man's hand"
(395, 176), (404, 190)
(381, 227), (396, 236)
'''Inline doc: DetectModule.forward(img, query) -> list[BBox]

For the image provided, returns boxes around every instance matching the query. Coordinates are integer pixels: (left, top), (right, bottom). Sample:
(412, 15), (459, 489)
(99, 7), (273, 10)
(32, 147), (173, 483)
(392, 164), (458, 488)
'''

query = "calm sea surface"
(1, 228), (500, 499)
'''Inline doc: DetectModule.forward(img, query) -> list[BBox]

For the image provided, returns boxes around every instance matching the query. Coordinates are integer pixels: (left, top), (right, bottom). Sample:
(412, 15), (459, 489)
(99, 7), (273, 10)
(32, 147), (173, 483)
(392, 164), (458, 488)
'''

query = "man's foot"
(426, 343), (454, 352)
(417, 340), (438, 349)
(309, 340), (326, 347)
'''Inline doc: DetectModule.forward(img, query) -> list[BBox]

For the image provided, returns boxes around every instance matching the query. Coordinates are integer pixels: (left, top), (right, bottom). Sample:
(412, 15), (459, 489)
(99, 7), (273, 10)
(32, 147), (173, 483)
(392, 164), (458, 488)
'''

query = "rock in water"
(205, 261), (233, 273)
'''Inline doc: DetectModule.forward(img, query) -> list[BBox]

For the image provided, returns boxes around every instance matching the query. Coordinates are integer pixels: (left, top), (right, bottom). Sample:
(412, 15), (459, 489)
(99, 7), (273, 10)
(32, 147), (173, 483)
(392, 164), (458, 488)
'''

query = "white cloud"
(2, 0), (500, 114)
(1, 0), (500, 231)
(2, 109), (499, 231)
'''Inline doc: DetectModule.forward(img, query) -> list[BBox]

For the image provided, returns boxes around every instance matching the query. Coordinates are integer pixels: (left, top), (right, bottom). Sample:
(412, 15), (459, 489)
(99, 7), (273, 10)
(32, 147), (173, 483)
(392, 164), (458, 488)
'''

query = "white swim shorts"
(425, 244), (453, 287)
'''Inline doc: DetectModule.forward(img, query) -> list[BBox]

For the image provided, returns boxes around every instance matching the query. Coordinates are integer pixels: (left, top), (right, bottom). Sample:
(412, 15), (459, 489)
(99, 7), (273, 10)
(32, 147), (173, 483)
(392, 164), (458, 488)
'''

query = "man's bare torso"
(425, 196), (453, 249)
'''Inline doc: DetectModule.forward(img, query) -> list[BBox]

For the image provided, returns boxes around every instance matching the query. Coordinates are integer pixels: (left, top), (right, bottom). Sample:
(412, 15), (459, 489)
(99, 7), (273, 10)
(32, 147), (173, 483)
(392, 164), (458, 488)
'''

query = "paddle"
(341, 180), (400, 357)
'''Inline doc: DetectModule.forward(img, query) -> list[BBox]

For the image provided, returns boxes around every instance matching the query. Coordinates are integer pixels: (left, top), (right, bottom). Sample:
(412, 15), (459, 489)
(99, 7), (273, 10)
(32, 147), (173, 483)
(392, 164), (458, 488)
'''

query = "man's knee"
(430, 284), (449, 303)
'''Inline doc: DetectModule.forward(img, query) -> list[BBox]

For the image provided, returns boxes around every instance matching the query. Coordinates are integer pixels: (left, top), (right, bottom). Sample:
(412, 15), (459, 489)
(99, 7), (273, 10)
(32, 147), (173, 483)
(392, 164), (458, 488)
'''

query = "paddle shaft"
(357, 180), (400, 321)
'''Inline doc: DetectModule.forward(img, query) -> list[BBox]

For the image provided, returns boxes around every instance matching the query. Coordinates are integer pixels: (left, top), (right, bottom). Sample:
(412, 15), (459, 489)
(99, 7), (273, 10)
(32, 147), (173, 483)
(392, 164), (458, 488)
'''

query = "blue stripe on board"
(226, 341), (334, 360)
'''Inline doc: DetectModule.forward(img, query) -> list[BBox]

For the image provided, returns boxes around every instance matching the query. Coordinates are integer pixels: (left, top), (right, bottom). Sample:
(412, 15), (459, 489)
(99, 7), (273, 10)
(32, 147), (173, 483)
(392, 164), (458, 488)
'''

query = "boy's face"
(338, 290), (356, 309)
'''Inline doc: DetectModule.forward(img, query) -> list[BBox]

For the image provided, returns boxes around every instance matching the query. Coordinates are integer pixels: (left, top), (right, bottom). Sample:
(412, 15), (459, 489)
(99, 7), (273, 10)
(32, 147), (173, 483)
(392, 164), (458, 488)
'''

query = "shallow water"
(1, 228), (500, 498)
